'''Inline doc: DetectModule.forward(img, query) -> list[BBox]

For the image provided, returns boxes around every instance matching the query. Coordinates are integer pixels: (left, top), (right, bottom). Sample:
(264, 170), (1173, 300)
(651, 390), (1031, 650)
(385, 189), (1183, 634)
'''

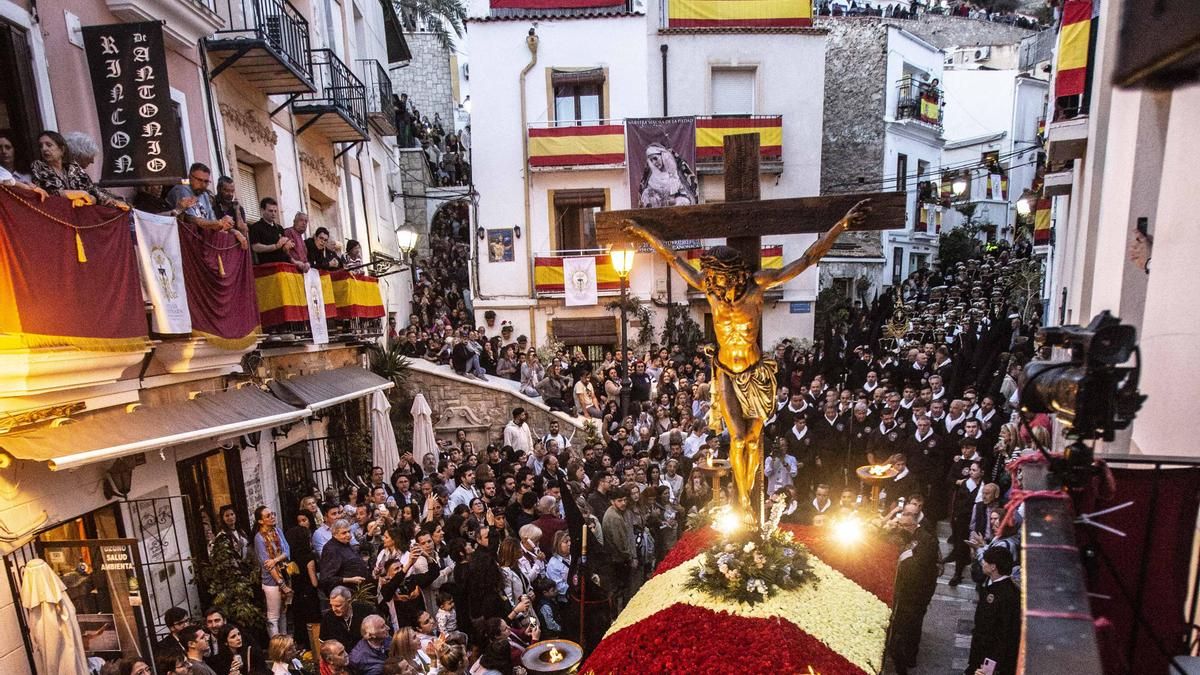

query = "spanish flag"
(668, 0), (812, 28)
(319, 271), (339, 320)
(534, 255), (622, 294)
(254, 263), (309, 328)
(696, 117), (783, 162)
(685, 244), (783, 270)
(330, 270), (386, 319)
(1034, 198), (1052, 245)
(529, 125), (625, 168)
(1055, 0), (1092, 99)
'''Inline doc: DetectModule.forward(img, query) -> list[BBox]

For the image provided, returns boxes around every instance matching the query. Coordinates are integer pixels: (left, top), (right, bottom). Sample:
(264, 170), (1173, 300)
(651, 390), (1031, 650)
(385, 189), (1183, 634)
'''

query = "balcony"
(1046, 115), (1089, 164)
(359, 60), (397, 137)
(894, 76), (943, 132)
(292, 49), (368, 143)
(205, 0), (316, 95)
(108, 0), (224, 52)
(695, 115), (783, 174)
(533, 250), (622, 298)
(527, 121), (626, 171)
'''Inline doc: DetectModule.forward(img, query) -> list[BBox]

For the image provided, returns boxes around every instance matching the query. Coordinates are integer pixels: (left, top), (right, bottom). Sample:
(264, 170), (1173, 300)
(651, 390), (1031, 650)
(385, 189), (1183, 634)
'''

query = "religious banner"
(533, 254), (621, 296)
(667, 0), (811, 28)
(625, 117), (698, 209)
(304, 267), (330, 344)
(81, 22), (185, 186)
(178, 223), (260, 349)
(0, 187), (147, 351)
(132, 210), (191, 335)
(562, 256), (599, 307)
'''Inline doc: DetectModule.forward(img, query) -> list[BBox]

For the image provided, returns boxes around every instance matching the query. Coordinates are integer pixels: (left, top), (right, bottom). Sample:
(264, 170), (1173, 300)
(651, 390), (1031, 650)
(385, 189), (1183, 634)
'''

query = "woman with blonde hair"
(267, 634), (304, 674)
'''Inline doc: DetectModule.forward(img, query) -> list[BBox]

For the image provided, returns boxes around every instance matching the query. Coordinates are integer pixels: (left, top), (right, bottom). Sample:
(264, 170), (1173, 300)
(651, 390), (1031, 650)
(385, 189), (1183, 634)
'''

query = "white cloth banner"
(563, 256), (598, 307)
(988, 174), (1005, 199)
(304, 268), (329, 344)
(133, 209), (192, 334)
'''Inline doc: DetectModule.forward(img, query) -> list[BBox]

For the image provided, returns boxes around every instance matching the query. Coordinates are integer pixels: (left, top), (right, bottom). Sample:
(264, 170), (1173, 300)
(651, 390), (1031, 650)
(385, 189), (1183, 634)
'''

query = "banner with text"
(625, 117), (698, 210)
(133, 210), (191, 334)
(81, 21), (186, 186)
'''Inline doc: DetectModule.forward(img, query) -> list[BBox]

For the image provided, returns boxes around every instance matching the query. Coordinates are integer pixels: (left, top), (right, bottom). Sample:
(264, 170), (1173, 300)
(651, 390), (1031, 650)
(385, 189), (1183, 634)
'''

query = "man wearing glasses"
(166, 163), (239, 237)
(154, 606), (191, 657)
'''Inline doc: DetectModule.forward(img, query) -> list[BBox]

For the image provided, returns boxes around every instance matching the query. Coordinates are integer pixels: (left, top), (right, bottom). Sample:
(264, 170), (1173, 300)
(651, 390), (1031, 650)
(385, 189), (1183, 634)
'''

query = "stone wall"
(404, 361), (583, 450)
(397, 148), (431, 257)
(392, 32), (455, 130)
(816, 18), (889, 196)
(900, 14), (1035, 50)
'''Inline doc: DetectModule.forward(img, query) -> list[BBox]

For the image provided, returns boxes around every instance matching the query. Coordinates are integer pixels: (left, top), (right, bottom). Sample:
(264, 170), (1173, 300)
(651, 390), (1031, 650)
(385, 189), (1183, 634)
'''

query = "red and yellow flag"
(254, 263), (309, 328)
(534, 255), (622, 294)
(1055, 0), (1092, 99)
(685, 244), (783, 270)
(528, 124), (625, 168)
(696, 116), (783, 162)
(329, 270), (385, 319)
(1034, 198), (1052, 245)
(668, 0), (812, 28)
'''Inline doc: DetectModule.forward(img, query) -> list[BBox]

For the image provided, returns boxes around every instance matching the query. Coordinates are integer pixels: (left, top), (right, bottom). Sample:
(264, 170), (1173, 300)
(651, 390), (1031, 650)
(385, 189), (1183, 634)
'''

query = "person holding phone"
(965, 547), (1020, 675)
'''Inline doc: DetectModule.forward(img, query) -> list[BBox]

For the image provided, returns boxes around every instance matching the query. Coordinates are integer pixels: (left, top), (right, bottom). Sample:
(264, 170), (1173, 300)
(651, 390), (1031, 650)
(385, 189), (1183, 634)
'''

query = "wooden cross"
(595, 134), (905, 264)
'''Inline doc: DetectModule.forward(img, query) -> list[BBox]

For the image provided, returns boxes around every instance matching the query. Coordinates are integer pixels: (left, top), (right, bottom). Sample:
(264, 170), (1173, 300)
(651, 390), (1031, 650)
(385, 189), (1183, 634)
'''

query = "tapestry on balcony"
(0, 188), (148, 351)
(178, 220), (260, 350)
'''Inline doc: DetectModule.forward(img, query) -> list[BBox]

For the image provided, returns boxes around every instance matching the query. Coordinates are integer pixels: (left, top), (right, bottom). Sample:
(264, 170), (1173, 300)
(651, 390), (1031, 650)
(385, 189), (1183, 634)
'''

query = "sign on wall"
(81, 21), (186, 186)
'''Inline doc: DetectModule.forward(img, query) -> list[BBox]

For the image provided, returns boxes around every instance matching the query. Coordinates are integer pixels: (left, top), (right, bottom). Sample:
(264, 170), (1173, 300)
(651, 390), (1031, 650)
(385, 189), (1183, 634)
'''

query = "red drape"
(0, 188), (147, 350)
(1081, 466), (1200, 675)
(177, 223), (260, 350)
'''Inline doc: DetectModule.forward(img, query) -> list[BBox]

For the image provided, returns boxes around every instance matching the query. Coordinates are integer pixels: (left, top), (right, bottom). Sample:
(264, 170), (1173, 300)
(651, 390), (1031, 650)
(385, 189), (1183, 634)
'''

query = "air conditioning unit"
(973, 46), (992, 62)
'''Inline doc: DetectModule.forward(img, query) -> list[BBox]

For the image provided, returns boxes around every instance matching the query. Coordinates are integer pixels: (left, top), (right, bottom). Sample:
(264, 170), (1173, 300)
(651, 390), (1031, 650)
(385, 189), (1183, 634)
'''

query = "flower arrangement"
(683, 526), (815, 605)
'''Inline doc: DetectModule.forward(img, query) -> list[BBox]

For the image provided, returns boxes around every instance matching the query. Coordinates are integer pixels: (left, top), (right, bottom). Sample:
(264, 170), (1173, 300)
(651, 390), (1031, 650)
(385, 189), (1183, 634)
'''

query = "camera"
(1019, 311), (1145, 442)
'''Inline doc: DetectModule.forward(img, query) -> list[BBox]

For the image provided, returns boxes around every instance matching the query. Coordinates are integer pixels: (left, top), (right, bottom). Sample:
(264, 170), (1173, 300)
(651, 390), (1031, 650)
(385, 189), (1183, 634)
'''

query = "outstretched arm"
(758, 199), (872, 289)
(622, 220), (705, 291)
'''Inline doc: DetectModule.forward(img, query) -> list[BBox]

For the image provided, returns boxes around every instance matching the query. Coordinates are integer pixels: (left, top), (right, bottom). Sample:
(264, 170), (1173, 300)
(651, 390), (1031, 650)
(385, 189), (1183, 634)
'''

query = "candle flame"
(868, 463), (893, 476)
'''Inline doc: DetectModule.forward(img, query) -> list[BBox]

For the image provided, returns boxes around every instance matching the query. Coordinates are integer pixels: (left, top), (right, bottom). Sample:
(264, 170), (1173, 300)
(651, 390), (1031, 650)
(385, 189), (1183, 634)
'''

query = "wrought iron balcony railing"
(206, 0), (315, 95)
(292, 49), (368, 143)
(895, 76), (943, 131)
(359, 59), (397, 137)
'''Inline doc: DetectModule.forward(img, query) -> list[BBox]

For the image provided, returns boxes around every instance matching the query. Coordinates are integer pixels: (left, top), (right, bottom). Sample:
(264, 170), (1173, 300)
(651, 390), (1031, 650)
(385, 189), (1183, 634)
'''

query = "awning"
(0, 386), (308, 471)
(268, 367), (394, 411)
(381, 0), (412, 64)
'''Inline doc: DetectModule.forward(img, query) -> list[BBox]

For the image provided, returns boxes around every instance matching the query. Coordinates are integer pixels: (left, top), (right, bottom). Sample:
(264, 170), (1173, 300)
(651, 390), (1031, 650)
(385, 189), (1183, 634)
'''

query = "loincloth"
(706, 347), (778, 420)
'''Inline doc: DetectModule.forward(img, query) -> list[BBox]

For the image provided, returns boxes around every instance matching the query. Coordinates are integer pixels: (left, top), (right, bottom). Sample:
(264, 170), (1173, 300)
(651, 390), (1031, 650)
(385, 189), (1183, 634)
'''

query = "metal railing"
(895, 76), (943, 131)
(296, 49), (368, 135)
(359, 59), (397, 134)
(210, 0), (313, 80)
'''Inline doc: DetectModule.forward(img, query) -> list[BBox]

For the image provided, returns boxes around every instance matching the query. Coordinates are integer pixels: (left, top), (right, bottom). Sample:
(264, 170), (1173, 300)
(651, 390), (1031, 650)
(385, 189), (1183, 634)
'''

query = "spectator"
(348, 614), (391, 675)
(320, 586), (374, 650)
(307, 226), (343, 270)
(249, 197), (292, 265)
(30, 130), (127, 209)
(283, 212), (311, 272)
(253, 505), (292, 637)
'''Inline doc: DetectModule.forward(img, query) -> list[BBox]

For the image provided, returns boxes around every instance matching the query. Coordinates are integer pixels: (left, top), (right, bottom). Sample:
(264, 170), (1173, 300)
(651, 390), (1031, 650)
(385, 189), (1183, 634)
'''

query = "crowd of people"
(390, 199), (473, 354)
(88, 235), (1036, 674)
(393, 92), (470, 188)
(817, 0), (1043, 29)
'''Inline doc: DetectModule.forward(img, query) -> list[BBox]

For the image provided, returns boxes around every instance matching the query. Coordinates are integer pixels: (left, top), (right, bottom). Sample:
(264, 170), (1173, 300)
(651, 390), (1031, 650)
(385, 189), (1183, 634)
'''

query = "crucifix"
(596, 134), (903, 523)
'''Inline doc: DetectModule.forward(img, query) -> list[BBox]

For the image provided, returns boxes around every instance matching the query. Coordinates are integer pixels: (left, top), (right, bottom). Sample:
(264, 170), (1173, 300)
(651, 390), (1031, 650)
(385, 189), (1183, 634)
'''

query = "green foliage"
(605, 295), (655, 346)
(814, 286), (850, 338)
(536, 339), (566, 365)
(582, 420), (603, 448)
(937, 228), (983, 271)
(368, 343), (411, 389)
(327, 403), (374, 483)
(661, 304), (705, 355)
(395, 0), (467, 52)
(1006, 258), (1045, 322)
(194, 542), (264, 633)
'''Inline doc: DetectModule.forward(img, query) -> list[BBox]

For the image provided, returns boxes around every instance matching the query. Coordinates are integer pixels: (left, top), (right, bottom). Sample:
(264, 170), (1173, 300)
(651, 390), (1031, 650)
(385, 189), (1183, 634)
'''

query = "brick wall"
(392, 33), (455, 131)
(816, 18), (889, 196)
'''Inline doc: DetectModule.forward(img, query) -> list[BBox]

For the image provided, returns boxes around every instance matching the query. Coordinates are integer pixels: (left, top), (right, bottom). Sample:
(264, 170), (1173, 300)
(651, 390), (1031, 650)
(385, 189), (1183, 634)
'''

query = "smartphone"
(980, 658), (996, 675)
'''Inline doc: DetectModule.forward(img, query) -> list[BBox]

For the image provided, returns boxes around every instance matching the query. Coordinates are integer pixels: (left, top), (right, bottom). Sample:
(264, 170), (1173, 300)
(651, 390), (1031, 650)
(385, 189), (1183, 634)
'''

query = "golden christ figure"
(624, 199), (871, 517)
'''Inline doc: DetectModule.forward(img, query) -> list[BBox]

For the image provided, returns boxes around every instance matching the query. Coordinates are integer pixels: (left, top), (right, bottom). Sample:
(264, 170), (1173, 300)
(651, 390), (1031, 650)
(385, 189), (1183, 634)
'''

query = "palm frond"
(395, 0), (467, 52)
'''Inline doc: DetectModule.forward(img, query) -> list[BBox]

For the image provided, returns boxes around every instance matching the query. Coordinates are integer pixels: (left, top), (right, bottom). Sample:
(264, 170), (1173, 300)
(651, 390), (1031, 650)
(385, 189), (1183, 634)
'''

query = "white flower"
(743, 541), (756, 553)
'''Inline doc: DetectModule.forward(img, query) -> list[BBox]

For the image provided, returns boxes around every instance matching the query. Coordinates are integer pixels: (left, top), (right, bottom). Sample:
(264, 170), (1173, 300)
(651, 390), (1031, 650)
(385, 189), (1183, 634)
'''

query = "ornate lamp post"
(610, 245), (636, 421)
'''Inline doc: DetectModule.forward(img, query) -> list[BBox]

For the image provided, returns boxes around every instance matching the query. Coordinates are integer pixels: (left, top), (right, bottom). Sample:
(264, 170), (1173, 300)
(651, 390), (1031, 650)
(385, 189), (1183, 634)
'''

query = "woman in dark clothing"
(284, 510), (320, 647)
(210, 624), (268, 675)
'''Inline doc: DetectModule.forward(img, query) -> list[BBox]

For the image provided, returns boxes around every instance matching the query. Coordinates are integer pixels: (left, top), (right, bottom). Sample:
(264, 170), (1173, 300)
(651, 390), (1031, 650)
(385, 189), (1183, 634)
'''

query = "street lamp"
(396, 227), (419, 258)
(952, 174), (968, 198)
(611, 245), (636, 421)
(1016, 193), (1033, 216)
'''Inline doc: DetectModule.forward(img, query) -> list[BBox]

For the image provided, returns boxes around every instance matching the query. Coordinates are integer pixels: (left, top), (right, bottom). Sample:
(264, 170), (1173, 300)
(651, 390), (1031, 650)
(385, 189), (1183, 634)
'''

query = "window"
(553, 189), (605, 250)
(909, 252), (928, 272)
(892, 246), (903, 285)
(0, 20), (44, 172)
(236, 162), (262, 222)
(552, 69), (604, 126)
(177, 447), (248, 564)
(711, 68), (755, 115)
(896, 153), (908, 192)
(916, 159), (929, 188)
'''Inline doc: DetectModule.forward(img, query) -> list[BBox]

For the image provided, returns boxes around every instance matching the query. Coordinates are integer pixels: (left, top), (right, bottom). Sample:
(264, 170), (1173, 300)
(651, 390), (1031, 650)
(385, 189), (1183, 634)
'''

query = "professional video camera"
(1020, 311), (1145, 442)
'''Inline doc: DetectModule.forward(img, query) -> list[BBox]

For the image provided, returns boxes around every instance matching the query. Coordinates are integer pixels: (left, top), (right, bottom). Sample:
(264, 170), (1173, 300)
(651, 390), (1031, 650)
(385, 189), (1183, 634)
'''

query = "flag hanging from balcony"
(529, 125), (625, 168)
(534, 255), (621, 296)
(255, 263), (309, 329)
(1034, 198), (1052, 245)
(179, 222), (260, 350)
(0, 188), (147, 351)
(626, 117), (698, 209)
(668, 0), (812, 27)
(133, 209), (192, 335)
(329, 271), (385, 319)
(1055, 0), (1092, 99)
(685, 245), (783, 270)
(563, 256), (599, 307)
(490, 0), (621, 8)
(695, 117), (783, 164)
(81, 22), (186, 186)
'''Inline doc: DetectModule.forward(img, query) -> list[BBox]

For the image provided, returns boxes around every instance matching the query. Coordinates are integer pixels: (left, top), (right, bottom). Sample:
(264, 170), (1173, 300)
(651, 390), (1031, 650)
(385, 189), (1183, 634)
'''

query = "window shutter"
(711, 69), (755, 115)
(236, 163), (261, 223)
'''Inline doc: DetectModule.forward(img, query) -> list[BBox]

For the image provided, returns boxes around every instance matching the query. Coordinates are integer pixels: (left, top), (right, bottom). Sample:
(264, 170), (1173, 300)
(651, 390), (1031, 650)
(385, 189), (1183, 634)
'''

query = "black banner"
(81, 21), (185, 186)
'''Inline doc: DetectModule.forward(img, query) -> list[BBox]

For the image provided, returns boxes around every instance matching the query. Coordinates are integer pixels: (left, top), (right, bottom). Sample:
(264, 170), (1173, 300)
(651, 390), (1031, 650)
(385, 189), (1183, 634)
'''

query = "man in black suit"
(964, 547), (1021, 675)
(784, 415), (816, 497)
(947, 460), (983, 586)
(888, 503), (940, 675)
(811, 403), (847, 487)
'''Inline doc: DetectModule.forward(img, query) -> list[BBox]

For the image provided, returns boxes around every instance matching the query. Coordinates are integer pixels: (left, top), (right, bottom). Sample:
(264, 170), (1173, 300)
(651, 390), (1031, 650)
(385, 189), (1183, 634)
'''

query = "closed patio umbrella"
(371, 389), (400, 482)
(411, 393), (439, 473)
(20, 557), (89, 675)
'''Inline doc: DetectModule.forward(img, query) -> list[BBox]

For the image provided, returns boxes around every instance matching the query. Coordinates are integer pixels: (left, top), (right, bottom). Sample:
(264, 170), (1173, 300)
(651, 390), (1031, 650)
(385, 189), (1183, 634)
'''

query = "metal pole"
(619, 273), (630, 421)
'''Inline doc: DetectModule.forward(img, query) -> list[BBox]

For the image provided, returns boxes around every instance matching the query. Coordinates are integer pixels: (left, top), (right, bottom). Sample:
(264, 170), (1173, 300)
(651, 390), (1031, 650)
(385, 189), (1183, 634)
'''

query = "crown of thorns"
(698, 246), (749, 274)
